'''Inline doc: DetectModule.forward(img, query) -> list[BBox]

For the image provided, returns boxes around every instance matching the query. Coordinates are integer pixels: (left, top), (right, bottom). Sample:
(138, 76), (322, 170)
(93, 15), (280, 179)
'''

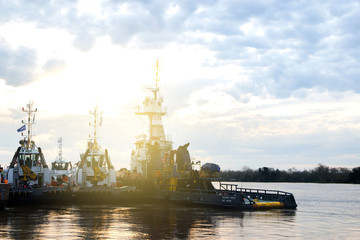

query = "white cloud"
(77, 0), (107, 19)
(175, 87), (360, 135)
(1, 0), (360, 170)
(168, 86), (360, 169)
(240, 19), (265, 36)
(165, 2), (180, 18)
(0, 21), (75, 64)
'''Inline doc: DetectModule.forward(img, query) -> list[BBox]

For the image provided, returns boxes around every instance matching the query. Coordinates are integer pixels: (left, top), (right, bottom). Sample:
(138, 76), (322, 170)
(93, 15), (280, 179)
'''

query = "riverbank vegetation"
(220, 164), (360, 183)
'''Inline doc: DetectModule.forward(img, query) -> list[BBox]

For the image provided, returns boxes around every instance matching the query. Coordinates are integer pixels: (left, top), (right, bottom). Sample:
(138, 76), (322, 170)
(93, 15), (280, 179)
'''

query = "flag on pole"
(17, 125), (26, 132)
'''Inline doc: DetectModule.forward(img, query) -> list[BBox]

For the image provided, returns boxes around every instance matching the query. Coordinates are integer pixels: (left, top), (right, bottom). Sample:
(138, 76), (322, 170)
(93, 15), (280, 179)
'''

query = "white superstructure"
(130, 60), (173, 178)
(50, 137), (74, 186)
(75, 106), (116, 188)
(5, 102), (51, 187)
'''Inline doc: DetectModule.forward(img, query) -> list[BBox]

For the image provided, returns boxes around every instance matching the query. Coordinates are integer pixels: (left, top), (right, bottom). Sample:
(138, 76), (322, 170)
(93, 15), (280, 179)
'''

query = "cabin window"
(52, 162), (69, 170)
(25, 157), (32, 168)
(87, 155), (100, 167)
(18, 153), (39, 167)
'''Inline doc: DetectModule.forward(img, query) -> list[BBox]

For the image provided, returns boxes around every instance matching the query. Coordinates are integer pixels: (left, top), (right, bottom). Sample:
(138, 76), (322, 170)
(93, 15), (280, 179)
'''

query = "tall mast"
(58, 137), (63, 161)
(89, 105), (103, 149)
(154, 58), (160, 97)
(135, 59), (167, 143)
(22, 101), (37, 149)
(150, 59), (160, 142)
(131, 59), (173, 176)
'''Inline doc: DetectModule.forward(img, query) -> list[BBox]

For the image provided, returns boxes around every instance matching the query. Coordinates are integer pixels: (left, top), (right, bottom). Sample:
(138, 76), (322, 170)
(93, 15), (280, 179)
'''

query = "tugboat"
(50, 137), (74, 188)
(72, 106), (135, 204)
(123, 60), (297, 210)
(130, 59), (173, 179)
(4, 102), (71, 206)
(74, 106), (116, 188)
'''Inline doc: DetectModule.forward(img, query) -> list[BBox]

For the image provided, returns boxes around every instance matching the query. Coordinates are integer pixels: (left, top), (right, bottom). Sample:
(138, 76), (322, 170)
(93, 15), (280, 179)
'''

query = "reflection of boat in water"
(3, 102), (71, 206)
(121, 60), (297, 210)
(50, 137), (74, 187)
(72, 106), (135, 204)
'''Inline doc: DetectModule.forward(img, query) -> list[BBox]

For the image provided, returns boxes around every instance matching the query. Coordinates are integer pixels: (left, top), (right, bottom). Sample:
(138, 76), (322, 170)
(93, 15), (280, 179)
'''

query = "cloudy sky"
(1, 0), (360, 171)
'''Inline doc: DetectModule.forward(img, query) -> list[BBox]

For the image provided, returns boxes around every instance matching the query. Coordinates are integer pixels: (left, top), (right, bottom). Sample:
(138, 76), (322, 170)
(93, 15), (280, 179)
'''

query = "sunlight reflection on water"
(1, 183), (359, 239)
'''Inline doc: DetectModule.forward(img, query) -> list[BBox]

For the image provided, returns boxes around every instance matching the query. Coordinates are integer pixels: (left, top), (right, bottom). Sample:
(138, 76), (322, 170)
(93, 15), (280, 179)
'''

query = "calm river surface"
(1, 182), (359, 239)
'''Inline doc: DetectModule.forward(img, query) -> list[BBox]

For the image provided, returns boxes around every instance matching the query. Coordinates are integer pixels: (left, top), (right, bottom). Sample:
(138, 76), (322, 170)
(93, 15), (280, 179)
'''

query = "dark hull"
(0, 184), (9, 208)
(145, 188), (297, 210)
(141, 181), (298, 210)
(5, 184), (297, 210)
(6, 186), (144, 207)
(7, 187), (72, 206)
(70, 186), (147, 205)
(69, 181), (298, 210)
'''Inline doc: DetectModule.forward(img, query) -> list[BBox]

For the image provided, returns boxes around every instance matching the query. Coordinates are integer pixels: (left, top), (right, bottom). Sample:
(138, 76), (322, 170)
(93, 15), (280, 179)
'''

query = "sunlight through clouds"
(1, 0), (360, 170)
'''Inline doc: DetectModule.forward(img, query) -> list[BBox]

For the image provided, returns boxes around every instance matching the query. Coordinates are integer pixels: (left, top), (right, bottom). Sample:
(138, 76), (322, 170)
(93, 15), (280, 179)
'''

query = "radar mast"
(131, 59), (173, 177)
(57, 137), (63, 161)
(21, 101), (37, 149)
(89, 105), (103, 150)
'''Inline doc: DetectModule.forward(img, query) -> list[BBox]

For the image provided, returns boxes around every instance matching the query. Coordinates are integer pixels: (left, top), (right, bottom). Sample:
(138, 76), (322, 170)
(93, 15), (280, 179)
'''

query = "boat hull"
(0, 184), (9, 208)
(6, 187), (71, 206)
(70, 186), (146, 205)
(150, 189), (297, 210)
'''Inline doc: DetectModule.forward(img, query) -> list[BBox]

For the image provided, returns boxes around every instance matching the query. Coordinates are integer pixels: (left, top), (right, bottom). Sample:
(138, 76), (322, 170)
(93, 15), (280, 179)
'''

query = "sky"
(1, 0), (360, 171)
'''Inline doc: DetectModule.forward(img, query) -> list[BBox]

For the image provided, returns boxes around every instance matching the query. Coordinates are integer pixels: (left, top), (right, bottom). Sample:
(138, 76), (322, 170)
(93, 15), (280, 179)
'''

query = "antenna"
(151, 58), (162, 100)
(22, 101), (37, 149)
(58, 137), (63, 161)
(154, 58), (160, 88)
(89, 105), (103, 148)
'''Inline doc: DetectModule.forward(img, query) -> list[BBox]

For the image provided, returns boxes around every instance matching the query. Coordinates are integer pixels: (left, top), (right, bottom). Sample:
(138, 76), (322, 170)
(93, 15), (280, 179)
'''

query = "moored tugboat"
(129, 59), (173, 179)
(71, 106), (136, 204)
(121, 60), (297, 210)
(3, 102), (71, 206)
(50, 137), (74, 188)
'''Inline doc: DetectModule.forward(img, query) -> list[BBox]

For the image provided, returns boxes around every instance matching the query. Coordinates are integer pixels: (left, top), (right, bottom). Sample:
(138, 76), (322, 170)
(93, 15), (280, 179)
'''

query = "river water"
(0, 182), (359, 239)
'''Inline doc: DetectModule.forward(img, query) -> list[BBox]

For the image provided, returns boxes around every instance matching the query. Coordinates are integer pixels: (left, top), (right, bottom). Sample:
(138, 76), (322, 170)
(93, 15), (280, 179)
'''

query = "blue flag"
(17, 125), (26, 132)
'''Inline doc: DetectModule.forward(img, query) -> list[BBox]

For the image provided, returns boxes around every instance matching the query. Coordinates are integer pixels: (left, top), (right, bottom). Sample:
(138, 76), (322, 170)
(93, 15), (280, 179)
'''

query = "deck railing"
(217, 182), (296, 204)
(163, 182), (296, 205)
(219, 182), (292, 196)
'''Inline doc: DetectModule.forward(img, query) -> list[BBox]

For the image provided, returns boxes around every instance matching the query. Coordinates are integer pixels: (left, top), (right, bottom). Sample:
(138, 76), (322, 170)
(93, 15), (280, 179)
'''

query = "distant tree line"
(220, 164), (360, 183)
